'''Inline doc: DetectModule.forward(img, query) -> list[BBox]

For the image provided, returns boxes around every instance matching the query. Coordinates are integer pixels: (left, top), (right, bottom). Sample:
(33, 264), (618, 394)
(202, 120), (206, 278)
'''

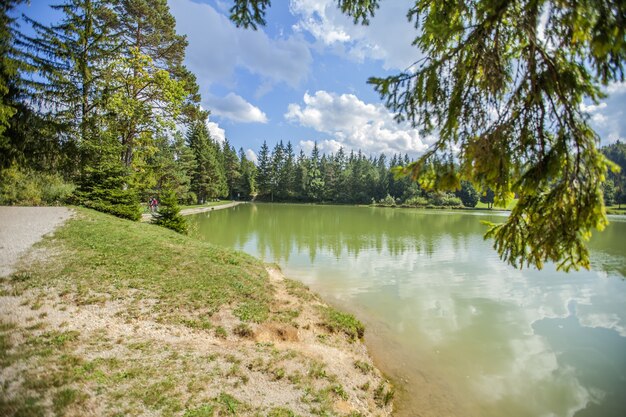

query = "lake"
(189, 203), (626, 417)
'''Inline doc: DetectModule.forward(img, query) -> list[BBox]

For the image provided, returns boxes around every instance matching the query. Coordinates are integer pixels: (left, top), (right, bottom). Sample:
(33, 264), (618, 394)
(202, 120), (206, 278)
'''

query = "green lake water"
(189, 203), (626, 417)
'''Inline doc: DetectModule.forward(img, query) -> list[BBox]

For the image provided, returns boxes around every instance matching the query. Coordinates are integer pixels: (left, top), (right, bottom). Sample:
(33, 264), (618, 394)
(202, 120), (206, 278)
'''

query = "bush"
(402, 196), (429, 207)
(151, 188), (188, 234)
(73, 162), (140, 221)
(0, 164), (75, 205)
(429, 192), (463, 207)
(455, 180), (480, 208)
(378, 194), (396, 206)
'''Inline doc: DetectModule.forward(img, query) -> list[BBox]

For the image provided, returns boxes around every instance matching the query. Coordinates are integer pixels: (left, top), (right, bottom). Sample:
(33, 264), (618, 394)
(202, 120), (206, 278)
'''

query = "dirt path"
(141, 201), (243, 221)
(0, 206), (73, 277)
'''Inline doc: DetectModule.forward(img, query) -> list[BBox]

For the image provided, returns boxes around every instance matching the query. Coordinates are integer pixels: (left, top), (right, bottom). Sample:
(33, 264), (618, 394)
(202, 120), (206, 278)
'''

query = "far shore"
(141, 200), (243, 221)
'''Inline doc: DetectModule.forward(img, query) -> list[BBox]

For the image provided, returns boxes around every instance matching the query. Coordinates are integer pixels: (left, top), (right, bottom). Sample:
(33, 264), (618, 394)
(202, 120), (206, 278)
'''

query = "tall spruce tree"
(256, 140), (271, 198)
(0, 0), (26, 165)
(237, 147), (257, 199)
(20, 0), (118, 156)
(186, 119), (227, 203)
(222, 139), (241, 200)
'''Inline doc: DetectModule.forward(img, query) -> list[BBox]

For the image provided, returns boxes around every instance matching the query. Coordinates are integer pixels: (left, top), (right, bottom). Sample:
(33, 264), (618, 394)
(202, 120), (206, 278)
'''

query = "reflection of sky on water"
(190, 206), (626, 417)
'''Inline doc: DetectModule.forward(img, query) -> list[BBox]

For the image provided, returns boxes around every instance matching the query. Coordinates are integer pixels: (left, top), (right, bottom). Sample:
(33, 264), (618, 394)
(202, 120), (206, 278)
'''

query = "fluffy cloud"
(289, 0), (419, 70)
(169, 0), (311, 93)
(245, 149), (258, 164)
(206, 93), (268, 124)
(580, 82), (626, 144)
(285, 90), (430, 156)
(206, 117), (225, 143)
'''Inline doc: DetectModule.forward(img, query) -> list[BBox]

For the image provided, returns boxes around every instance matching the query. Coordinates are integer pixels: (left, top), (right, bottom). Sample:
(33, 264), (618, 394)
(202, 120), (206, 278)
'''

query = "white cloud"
(289, 0), (419, 70)
(206, 93), (268, 124)
(245, 149), (258, 164)
(606, 81), (626, 95)
(580, 102), (607, 113)
(285, 90), (430, 156)
(169, 0), (311, 94)
(206, 117), (225, 143)
(583, 84), (626, 145)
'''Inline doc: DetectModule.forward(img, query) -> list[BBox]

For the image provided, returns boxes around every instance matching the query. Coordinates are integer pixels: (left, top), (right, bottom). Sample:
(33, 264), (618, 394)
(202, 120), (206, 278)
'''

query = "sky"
(15, 0), (626, 163)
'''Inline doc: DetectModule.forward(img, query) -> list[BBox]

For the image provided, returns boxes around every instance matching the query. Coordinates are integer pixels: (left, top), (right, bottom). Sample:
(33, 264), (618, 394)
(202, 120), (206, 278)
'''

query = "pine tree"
(20, 0), (118, 155)
(237, 147), (257, 199)
(270, 141), (284, 200)
(307, 143), (324, 201)
(294, 149), (308, 200)
(222, 139), (241, 200)
(256, 140), (271, 198)
(187, 120), (227, 203)
(152, 188), (188, 234)
(0, 0), (26, 165)
(281, 141), (296, 197)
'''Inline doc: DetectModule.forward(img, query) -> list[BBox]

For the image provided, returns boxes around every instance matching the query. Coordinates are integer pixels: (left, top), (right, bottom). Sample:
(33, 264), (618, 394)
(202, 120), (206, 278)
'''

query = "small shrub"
(403, 196), (429, 207)
(378, 194), (396, 207)
(0, 164), (75, 206)
(151, 188), (188, 234)
(428, 191), (462, 207)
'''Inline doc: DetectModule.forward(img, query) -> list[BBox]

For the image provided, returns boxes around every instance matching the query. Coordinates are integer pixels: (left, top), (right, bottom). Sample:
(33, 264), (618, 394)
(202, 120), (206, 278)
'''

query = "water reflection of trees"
(191, 204), (493, 263)
(588, 218), (626, 277)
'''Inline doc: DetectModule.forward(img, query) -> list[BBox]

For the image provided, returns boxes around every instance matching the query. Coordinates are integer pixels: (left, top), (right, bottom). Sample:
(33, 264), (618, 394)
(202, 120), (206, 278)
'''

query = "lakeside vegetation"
(0, 208), (394, 416)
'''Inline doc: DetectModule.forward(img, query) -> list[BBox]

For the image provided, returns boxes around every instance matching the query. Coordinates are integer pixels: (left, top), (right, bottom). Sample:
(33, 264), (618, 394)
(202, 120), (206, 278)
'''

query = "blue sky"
(16, 0), (626, 162)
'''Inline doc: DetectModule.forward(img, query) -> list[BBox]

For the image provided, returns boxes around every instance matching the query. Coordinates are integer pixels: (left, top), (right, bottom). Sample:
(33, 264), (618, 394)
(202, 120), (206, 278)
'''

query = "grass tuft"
(318, 306), (365, 341)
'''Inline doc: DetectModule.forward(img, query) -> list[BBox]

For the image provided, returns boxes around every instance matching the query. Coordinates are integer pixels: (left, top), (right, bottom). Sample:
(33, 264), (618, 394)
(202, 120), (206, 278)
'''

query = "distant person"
(149, 197), (158, 212)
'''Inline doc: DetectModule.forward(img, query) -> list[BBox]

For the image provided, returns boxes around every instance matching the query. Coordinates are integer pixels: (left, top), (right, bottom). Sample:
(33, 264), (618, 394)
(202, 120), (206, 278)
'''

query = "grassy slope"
(25, 208), (272, 325)
(0, 208), (390, 417)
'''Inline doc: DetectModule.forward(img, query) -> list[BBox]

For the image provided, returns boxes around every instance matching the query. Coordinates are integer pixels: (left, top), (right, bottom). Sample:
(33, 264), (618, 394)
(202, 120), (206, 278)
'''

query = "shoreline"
(0, 206), (394, 416)
(141, 200), (243, 222)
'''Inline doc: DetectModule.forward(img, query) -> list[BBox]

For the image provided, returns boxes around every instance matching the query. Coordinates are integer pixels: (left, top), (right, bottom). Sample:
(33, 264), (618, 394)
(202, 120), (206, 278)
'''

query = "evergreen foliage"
(601, 141), (626, 207)
(151, 188), (188, 234)
(455, 181), (480, 208)
(186, 119), (228, 203)
(73, 160), (141, 221)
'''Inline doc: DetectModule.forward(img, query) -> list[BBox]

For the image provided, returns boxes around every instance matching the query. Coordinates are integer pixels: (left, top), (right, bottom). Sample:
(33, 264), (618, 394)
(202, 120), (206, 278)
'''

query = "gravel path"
(0, 206), (73, 277)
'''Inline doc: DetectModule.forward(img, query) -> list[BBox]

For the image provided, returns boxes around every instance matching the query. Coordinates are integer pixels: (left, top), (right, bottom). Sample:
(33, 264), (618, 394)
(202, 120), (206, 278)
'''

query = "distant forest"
(2, 1), (625, 219)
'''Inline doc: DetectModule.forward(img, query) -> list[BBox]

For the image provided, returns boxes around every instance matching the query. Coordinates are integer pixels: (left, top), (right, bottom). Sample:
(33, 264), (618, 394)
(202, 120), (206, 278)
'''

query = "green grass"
(474, 198), (518, 210)
(11, 207), (272, 325)
(606, 205), (626, 215)
(318, 306), (365, 341)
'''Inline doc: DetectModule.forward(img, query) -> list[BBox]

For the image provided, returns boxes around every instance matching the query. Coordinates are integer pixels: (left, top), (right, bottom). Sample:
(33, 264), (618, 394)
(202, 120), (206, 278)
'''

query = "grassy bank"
(0, 208), (393, 417)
